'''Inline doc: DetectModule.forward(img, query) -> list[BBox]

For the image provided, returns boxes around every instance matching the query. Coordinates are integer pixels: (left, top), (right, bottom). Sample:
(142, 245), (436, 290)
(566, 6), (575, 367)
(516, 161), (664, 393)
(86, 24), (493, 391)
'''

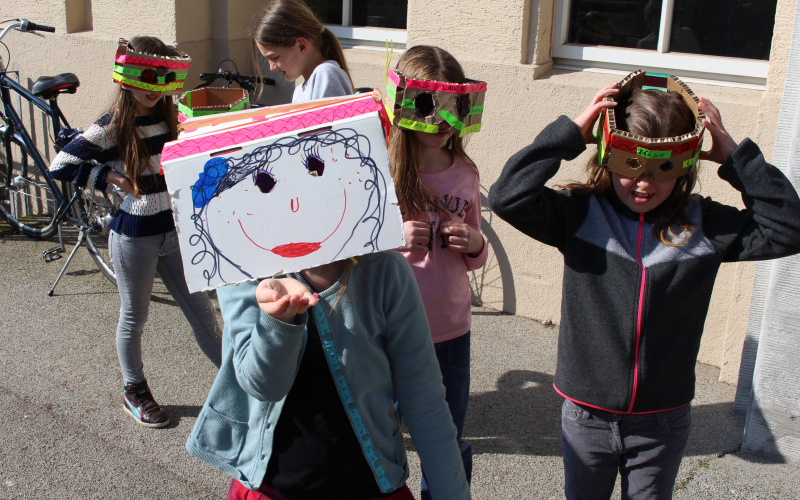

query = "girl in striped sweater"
(50, 36), (221, 428)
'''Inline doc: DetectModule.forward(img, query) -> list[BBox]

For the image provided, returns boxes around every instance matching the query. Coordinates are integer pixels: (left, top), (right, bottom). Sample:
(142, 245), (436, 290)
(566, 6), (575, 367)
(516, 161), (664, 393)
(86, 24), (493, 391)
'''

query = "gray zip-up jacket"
(489, 115), (800, 413)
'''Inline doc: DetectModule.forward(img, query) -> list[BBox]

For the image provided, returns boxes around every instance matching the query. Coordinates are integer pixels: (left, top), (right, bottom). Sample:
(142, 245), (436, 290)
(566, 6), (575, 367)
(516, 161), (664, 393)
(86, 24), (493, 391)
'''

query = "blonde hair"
(562, 89), (698, 245)
(107, 36), (179, 197)
(388, 45), (477, 220)
(249, 0), (353, 96)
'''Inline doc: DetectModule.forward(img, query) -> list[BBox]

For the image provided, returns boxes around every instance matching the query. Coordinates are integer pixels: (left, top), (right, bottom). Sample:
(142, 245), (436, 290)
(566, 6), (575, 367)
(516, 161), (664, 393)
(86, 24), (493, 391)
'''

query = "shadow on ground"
(407, 369), (746, 459)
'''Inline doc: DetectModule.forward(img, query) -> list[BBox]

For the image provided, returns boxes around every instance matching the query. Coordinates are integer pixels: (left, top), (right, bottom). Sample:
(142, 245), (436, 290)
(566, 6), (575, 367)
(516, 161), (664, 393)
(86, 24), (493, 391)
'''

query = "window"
(552, 0), (778, 86)
(306, 0), (408, 47)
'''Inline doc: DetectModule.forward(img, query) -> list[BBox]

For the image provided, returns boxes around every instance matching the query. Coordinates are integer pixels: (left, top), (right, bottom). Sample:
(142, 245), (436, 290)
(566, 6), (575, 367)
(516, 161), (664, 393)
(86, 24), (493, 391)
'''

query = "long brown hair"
(108, 36), (178, 196)
(563, 88), (698, 245)
(249, 0), (353, 96)
(388, 45), (477, 220)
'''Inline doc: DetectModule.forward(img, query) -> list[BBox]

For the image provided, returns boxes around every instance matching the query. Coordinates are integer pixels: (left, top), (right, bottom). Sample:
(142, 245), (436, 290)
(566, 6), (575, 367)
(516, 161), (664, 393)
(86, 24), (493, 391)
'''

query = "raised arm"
(698, 98), (800, 260)
(217, 279), (317, 402)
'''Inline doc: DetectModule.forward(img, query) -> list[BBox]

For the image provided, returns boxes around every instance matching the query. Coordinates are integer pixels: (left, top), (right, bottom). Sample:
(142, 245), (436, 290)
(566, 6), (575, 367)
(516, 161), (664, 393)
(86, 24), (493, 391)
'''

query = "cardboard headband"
(385, 68), (486, 137)
(597, 70), (705, 182)
(113, 38), (191, 95)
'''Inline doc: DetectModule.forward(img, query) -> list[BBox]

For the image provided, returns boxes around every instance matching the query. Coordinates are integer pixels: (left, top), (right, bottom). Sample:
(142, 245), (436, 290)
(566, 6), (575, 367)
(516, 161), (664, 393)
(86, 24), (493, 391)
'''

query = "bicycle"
(0, 18), (121, 293)
(194, 59), (276, 94)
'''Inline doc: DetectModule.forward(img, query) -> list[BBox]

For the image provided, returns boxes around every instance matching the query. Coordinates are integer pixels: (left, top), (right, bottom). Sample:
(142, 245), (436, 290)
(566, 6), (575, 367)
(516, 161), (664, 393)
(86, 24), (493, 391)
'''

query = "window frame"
(552, 0), (770, 87)
(324, 0), (407, 48)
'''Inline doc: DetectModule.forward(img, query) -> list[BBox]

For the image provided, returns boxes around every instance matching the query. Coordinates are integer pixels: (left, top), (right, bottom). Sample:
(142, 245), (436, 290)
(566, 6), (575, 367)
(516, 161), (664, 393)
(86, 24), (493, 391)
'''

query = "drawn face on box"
(385, 69), (487, 137)
(189, 127), (388, 283)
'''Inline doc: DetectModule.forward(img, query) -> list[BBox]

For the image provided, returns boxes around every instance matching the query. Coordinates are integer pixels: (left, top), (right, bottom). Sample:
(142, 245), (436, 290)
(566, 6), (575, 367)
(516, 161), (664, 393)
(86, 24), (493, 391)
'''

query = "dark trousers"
(420, 331), (472, 500)
(561, 398), (691, 500)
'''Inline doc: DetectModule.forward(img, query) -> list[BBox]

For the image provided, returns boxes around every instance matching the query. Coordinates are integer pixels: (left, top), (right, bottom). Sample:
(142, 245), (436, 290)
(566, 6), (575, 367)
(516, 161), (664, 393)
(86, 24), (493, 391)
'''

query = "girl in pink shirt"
(389, 45), (488, 500)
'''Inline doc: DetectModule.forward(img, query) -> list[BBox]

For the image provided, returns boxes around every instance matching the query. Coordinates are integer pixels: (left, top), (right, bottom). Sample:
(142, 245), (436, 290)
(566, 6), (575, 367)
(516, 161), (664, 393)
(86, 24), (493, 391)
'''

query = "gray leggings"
(110, 230), (222, 384)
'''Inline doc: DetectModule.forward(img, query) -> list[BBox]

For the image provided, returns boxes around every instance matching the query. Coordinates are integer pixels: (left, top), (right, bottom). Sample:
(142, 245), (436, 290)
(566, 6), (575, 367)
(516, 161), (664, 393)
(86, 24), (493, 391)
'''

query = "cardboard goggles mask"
(597, 70), (705, 182)
(385, 69), (486, 137)
(113, 38), (191, 95)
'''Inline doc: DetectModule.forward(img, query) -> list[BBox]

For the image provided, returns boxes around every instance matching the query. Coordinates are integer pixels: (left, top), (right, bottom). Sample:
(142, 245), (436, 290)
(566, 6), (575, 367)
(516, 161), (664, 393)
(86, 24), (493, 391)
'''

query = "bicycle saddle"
(32, 73), (80, 99)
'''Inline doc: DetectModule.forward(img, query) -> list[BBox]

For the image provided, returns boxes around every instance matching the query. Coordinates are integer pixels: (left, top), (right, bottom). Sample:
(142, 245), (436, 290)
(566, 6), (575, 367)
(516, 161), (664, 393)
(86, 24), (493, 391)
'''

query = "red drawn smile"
(238, 189), (347, 258)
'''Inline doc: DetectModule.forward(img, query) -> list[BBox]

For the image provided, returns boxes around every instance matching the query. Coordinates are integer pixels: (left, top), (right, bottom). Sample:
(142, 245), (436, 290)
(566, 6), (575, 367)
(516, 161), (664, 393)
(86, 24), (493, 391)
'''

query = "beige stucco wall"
(3, 0), (796, 384)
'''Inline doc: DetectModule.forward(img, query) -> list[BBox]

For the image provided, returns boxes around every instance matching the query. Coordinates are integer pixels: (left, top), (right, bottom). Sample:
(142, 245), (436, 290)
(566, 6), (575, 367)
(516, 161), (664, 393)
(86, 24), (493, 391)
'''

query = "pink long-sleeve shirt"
(399, 154), (488, 343)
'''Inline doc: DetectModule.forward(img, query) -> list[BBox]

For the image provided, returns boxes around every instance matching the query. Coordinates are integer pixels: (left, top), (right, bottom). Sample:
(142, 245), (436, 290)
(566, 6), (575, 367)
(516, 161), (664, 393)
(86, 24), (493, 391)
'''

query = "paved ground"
(1, 224), (798, 499)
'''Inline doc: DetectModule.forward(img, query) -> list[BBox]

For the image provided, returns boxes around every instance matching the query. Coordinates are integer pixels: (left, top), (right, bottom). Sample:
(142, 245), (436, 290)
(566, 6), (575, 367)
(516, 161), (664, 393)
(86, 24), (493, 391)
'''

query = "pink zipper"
(628, 213), (646, 413)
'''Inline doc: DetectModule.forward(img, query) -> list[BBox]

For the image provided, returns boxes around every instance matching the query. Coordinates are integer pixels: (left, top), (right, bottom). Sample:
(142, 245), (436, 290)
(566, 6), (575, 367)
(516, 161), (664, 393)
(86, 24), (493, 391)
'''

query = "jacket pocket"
(192, 404), (249, 461)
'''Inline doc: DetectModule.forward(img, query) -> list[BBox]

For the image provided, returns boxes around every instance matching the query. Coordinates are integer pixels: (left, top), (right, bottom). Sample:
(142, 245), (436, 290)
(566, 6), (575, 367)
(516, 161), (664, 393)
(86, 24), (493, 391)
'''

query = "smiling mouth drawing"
(238, 189), (347, 258)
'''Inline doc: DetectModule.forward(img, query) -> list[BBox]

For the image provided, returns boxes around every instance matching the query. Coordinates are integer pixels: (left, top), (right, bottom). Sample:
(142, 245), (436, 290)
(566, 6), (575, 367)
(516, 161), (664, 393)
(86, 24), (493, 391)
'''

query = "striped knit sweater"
(49, 113), (175, 237)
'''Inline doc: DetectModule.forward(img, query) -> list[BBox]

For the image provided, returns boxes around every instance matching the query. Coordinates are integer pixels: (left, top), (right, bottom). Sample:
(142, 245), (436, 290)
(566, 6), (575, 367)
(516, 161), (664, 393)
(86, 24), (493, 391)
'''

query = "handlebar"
(25, 21), (55, 33)
(0, 18), (55, 43)
(196, 68), (276, 91)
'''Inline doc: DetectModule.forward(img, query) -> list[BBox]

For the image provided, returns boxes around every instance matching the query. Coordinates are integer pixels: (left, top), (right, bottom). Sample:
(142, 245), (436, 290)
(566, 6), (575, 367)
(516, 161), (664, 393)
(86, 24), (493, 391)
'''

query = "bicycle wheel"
(0, 135), (59, 237)
(469, 188), (516, 314)
(76, 184), (124, 286)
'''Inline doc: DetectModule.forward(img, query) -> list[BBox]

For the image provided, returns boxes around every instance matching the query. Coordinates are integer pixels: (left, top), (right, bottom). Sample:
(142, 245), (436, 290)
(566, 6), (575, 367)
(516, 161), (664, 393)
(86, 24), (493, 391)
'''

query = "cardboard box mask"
(161, 93), (403, 292)
(598, 70), (705, 181)
(385, 69), (486, 137)
(113, 38), (191, 95)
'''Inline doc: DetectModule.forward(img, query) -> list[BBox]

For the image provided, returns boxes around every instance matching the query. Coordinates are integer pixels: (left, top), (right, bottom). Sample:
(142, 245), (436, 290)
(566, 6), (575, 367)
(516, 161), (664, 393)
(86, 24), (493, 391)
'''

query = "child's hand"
(573, 82), (619, 144)
(698, 98), (738, 165)
(255, 278), (319, 324)
(401, 220), (431, 251)
(441, 221), (484, 255)
(105, 170), (140, 198)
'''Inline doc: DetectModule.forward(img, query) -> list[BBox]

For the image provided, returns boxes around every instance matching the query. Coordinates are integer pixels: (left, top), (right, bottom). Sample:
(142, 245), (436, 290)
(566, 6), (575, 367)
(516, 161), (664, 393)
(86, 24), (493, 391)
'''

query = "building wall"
(3, 0), (796, 383)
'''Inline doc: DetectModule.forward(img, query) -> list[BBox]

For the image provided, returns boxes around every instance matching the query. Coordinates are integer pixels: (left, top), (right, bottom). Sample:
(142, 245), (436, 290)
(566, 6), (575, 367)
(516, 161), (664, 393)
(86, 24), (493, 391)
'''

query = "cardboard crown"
(598, 70), (705, 181)
(113, 38), (191, 95)
(385, 69), (486, 137)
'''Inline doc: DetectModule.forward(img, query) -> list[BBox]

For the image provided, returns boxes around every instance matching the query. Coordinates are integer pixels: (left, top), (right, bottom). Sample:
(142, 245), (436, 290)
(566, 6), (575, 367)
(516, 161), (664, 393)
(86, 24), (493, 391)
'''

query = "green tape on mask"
(386, 84), (396, 103)
(401, 99), (416, 109)
(597, 135), (606, 165)
(469, 105), (484, 115)
(683, 152), (700, 169)
(459, 123), (482, 136)
(637, 146), (671, 159)
(397, 118), (439, 133)
(114, 65), (141, 76)
(437, 110), (465, 131)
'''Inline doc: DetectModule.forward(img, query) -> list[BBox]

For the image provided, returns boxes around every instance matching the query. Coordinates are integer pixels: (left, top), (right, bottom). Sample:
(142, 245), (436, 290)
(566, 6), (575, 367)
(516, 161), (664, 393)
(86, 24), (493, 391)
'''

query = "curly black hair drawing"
(186, 126), (391, 286)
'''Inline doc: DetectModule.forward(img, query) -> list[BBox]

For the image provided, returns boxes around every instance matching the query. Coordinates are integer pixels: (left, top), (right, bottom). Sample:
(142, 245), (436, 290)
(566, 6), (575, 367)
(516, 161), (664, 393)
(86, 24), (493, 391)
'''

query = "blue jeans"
(561, 398), (692, 500)
(420, 331), (472, 500)
(110, 230), (222, 384)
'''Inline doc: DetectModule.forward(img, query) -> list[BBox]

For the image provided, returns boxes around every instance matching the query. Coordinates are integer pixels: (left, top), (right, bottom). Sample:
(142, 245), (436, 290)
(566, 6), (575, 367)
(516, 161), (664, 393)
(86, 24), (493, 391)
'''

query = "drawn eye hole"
(456, 94), (470, 118)
(255, 169), (276, 193)
(415, 93), (435, 117)
(306, 155), (325, 176)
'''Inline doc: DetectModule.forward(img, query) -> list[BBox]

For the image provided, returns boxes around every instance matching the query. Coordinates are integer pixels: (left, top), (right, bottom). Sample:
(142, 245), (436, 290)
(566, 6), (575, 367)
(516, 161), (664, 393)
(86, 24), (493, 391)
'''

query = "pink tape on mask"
(115, 53), (191, 70)
(404, 78), (487, 94)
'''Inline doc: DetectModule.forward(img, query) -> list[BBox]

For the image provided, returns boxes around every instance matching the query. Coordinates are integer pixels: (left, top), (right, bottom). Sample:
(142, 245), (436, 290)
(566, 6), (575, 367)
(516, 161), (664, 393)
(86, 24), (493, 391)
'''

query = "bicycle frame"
(0, 72), (77, 225)
(0, 69), (106, 295)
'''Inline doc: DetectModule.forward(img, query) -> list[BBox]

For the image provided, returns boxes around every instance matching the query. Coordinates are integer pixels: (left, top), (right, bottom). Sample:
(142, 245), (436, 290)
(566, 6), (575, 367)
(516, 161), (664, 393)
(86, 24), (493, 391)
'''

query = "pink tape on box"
(162, 93), (385, 163)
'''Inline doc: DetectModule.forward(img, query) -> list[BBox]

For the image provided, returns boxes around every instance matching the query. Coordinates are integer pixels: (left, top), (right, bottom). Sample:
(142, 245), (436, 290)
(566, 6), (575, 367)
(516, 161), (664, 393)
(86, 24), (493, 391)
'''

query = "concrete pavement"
(1, 225), (798, 499)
